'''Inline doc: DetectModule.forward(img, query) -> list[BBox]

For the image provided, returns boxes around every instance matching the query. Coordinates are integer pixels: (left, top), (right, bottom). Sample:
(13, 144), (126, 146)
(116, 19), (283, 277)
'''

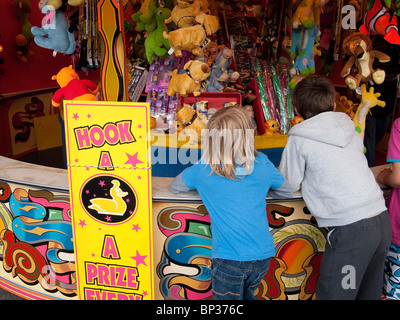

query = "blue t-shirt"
(181, 152), (284, 261)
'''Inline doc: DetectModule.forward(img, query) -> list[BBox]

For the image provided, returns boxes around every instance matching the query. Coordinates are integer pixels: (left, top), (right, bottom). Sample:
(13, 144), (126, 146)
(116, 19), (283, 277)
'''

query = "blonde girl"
(170, 105), (293, 300)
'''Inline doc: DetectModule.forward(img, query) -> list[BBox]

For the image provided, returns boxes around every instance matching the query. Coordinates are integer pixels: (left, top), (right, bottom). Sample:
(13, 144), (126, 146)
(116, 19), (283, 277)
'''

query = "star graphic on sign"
(132, 224), (141, 232)
(138, 124), (142, 129)
(87, 114), (91, 119)
(74, 158), (79, 163)
(72, 113), (79, 120)
(105, 216), (112, 222)
(142, 291), (148, 297)
(98, 180), (105, 187)
(79, 220), (86, 228)
(124, 152), (143, 168)
(131, 250), (147, 267)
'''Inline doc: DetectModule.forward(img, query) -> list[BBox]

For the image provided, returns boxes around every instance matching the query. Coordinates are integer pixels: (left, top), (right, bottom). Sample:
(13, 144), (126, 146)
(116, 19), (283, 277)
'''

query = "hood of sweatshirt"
(288, 111), (356, 148)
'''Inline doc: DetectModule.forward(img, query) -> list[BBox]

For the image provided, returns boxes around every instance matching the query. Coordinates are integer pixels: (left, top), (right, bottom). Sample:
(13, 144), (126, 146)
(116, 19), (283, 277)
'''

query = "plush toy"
(292, 0), (326, 29)
(163, 14), (219, 57)
(13, 0), (34, 41)
(194, 13), (219, 36)
(144, 7), (171, 64)
(202, 40), (224, 66)
(31, 6), (75, 56)
(335, 95), (355, 119)
(341, 32), (390, 90)
(167, 60), (211, 97)
(353, 84), (385, 139)
(206, 69), (239, 92)
(359, 0), (400, 45)
(15, 33), (33, 63)
(131, 0), (157, 32)
(51, 65), (98, 118)
(290, 26), (319, 77)
(212, 47), (234, 74)
(164, 0), (203, 28)
(206, 71), (229, 92)
(38, 0), (84, 10)
(176, 105), (206, 143)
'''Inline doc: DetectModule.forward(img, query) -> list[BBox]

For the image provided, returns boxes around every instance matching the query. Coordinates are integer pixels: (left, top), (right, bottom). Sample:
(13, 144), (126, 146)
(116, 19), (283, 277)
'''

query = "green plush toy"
(131, 0), (157, 32)
(144, 7), (171, 63)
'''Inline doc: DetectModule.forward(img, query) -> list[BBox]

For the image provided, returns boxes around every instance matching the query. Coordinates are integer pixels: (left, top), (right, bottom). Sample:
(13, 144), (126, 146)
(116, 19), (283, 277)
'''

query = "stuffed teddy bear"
(51, 65), (99, 118)
(341, 32), (390, 90)
(167, 60), (211, 97)
(164, 0), (203, 28)
(144, 7), (172, 63)
(31, 5), (75, 56)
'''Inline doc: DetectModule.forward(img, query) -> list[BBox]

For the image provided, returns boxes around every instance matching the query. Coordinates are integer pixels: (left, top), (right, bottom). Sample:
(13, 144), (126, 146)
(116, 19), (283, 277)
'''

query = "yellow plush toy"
(51, 65), (99, 119)
(164, 0), (202, 28)
(176, 105), (206, 143)
(353, 84), (385, 139)
(167, 60), (211, 97)
(163, 13), (219, 57)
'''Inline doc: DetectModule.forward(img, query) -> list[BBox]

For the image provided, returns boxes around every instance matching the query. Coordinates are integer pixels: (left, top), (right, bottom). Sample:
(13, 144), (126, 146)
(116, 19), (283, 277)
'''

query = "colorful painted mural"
(0, 178), (328, 300)
(0, 180), (76, 299)
(153, 201), (328, 300)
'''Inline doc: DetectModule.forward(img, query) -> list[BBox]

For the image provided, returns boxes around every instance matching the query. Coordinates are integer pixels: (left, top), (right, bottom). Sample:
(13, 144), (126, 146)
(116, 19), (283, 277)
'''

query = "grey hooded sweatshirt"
(279, 111), (386, 228)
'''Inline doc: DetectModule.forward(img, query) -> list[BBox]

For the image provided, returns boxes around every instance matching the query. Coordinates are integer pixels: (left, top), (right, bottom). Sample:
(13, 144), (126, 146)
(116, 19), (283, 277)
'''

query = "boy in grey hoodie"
(279, 75), (391, 300)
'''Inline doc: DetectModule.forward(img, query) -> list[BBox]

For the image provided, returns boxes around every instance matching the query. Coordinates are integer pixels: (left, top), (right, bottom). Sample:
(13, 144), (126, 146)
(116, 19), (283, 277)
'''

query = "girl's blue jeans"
(211, 258), (270, 300)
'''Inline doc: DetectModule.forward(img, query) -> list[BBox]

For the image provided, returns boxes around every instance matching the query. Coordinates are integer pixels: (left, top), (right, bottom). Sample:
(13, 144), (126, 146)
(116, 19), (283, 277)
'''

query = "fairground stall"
(0, 0), (396, 300)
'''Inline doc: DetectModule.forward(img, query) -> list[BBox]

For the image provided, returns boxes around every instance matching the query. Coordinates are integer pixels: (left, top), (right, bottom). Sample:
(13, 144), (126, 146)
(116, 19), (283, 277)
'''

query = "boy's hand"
(360, 84), (386, 109)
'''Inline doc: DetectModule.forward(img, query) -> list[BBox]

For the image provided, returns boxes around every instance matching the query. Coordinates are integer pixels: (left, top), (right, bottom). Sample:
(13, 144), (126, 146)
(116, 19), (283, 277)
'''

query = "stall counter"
(0, 156), (390, 300)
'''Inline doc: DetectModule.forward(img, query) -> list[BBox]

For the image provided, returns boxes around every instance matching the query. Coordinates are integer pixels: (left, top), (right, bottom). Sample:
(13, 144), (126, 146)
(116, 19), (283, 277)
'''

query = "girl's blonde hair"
(201, 105), (258, 180)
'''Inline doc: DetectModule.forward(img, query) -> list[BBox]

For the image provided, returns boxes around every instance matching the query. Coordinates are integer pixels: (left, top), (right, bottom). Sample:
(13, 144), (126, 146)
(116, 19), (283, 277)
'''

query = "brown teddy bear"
(167, 60), (211, 97)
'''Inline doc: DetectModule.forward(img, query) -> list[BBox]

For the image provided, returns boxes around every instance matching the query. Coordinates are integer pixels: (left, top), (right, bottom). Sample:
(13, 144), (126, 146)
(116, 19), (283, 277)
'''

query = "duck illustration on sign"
(80, 175), (137, 224)
(88, 180), (128, 216)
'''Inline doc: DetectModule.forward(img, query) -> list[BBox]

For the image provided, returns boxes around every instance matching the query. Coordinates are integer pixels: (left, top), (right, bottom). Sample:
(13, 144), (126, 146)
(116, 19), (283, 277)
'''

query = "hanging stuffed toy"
(31, 3), (75, 56)
(163, 13), (219, 57)
(359, 0), (400, 45)
(51, 65), (99, 118)
(353, 84), (385, 140)
(164, 0), (203, 28)
(144, 7), (171, 64)
(40, 0), (84, 11)
(341, 32), (390, 90)
(131, 0), (158, 32)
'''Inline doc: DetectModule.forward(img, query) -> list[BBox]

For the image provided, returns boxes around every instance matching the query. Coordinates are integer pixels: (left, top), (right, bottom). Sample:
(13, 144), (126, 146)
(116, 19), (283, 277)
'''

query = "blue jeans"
(211, 258), (270, 300)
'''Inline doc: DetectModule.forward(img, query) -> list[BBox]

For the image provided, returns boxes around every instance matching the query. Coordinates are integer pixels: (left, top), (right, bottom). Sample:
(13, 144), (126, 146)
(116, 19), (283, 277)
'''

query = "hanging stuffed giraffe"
(353, 84), (385, 140)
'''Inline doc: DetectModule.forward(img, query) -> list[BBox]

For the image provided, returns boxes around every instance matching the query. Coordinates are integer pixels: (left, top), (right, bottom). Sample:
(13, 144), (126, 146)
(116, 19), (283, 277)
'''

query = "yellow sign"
(64, 101), (153, 300)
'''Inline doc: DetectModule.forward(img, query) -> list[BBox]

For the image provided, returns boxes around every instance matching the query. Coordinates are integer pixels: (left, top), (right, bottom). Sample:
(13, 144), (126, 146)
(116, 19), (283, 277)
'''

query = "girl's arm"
(170, 172), (192, 194)
(268, 178), (294, 199)
(377, 163), (400, 188)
